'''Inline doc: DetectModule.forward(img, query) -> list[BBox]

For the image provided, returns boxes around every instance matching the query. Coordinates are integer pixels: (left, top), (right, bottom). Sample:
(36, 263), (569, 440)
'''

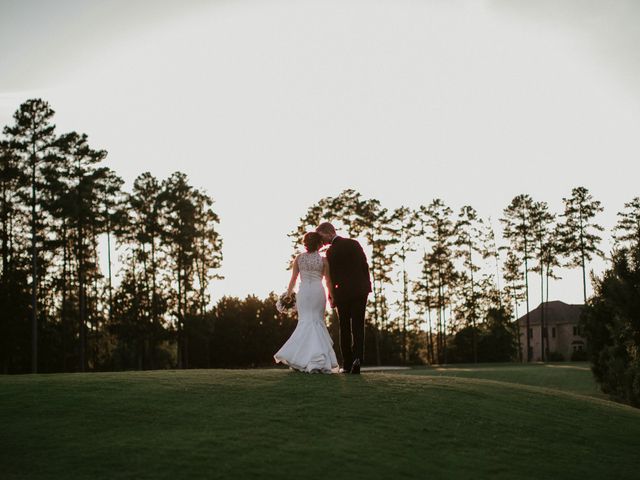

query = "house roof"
(516, 301), (584, 326)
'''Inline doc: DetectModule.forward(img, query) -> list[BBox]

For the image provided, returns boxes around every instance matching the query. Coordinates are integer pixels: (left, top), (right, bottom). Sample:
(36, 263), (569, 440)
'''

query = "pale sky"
(1, 0), (639, 313)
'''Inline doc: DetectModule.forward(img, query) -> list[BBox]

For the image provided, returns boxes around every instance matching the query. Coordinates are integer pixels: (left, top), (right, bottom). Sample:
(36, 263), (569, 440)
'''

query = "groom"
(316, 222), (371, 374)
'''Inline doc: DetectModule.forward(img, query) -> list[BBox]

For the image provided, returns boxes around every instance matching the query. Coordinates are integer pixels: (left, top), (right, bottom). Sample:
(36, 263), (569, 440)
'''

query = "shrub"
(448, 307), (518, 363)
(582, 245), (640, 407)
(570, 350), (588, 361)
(547, 351), (565, 362)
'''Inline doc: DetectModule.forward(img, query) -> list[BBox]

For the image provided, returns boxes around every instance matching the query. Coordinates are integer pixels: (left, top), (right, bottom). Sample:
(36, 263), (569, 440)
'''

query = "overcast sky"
(1, 0), (639, 308)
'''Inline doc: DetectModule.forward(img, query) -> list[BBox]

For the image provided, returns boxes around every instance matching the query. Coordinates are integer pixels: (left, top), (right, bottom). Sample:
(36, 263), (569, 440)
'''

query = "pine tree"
(414, 253), (436, 364)
(56, 131), (111, 371)
(0, 139), (30, 372)
(530, 201), (555, 361)
(39, 135), (75, 370)
(289, 189), (365, 250)
(161, 172), (197, 368)
(502, 249), (525, 361)
(193, 189), (223, 318)
(501, 194), (535, 361)
(541, 224), (564, 311)
(0, 141), (24, 281)
(122, 172), (167, 367)
(358, 198), (394, 365)
(614, 197), (640, 250)
(454, 205), (484, 363)
(560, 186), (603, 303)
(417, 199), (456, 364)
(3, 99), (57, 372)
(480, 221), (502, 305)
(101, 170), (125, 326)
(388, 206), (416, 363)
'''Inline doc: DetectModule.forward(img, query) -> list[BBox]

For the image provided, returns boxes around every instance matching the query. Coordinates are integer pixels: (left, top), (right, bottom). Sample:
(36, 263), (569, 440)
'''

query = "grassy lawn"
(1, 365), (639, 480)
(399, 362), (604, 398)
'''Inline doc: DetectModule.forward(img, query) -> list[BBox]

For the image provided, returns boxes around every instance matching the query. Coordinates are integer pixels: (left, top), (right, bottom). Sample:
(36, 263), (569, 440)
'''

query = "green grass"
(1, 364), (639, 480)
(400, 362), (604, 397)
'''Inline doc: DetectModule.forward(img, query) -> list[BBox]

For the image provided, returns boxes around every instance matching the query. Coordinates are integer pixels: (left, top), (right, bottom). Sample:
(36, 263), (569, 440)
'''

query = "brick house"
(516, 301), (586, 361)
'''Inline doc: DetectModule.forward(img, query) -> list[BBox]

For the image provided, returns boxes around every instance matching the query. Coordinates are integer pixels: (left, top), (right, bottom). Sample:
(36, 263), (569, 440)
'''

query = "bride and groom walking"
(274, 222), (371, 374)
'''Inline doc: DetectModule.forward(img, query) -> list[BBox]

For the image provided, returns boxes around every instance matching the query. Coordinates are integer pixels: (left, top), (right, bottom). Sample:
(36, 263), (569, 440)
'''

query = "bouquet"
(276, 292), (297, 315)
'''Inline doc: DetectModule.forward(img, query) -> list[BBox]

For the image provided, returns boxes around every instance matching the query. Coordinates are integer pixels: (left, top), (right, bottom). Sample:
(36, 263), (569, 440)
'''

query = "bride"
(274, 232), (338, 373)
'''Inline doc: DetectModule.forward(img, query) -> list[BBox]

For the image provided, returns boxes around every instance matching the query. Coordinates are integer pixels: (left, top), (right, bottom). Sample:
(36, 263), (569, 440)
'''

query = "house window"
(552, 327), (556, 339)
(528, 328), (533, 338)
(573, 326), (578, 336)
(573, 345), (584, 352)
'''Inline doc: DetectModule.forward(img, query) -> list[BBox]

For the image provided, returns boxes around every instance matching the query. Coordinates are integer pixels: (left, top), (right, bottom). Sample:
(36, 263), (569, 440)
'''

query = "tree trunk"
(424, 271), (435, 365)
(30, 150), (38, 373)
(427, 307), (434, 365)
(61, 221), (68, 372)
(581, 246), (587, 304)
(1, 180), (8, 278)
(513, 280), (522, 363)
(183, 268), (189, 370)
(107, 223), (113, 324)
(437, 266), (444, 364)
(401, 255), (408, 364)
(371, 252), (381, 366)
(92, 224), (100, 370)
(150, 233), (157, 370)
(494, 251), (502, 308)
(540, 263), (545, 362)
(469, 243), (477, 364)
(443, 291), (449, 364)
(524, 236), (531, 362)
(545, 264), (551, 359)
(78, 229), (86, 372)
(141, 242), (150, 369)
(77, 175), (86, 373)
(177, 263), (183, 369)
(579, 210), (587, 303)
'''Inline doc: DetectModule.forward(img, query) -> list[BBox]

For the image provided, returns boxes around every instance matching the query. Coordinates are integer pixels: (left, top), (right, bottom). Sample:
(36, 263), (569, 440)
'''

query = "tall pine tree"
(3, 99), (57, 372)
(560, 186), (603, 303)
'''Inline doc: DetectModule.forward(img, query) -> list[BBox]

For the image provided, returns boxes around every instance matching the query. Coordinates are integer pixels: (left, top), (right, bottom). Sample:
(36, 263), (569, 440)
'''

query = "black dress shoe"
(350, 358), (361, 374)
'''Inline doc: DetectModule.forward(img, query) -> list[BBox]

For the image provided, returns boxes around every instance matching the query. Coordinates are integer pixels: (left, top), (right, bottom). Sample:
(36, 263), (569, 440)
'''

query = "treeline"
(3, 99), (639, 374)
(0, 99), (222, 373)
(291, 189), (640, 365)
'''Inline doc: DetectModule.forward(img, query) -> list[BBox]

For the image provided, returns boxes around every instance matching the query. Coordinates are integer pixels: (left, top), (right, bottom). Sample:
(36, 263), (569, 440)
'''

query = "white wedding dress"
(274, 252), (338, 373)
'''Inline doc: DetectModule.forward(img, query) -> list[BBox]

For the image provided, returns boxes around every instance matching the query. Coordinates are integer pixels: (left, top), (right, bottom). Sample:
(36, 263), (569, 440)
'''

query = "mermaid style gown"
(274, 252), (338, 373)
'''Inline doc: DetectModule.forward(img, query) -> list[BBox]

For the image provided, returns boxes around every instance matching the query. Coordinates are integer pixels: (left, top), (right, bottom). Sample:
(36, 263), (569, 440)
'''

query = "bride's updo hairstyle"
(303, 232), (322, 252)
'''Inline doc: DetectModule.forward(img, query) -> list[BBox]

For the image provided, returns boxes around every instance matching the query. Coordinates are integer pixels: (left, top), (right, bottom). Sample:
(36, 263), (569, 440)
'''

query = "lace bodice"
(297, 252), (324, 283)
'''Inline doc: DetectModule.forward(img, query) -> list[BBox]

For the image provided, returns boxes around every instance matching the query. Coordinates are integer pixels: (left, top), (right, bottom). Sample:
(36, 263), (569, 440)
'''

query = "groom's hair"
(316, 222), (336, 235)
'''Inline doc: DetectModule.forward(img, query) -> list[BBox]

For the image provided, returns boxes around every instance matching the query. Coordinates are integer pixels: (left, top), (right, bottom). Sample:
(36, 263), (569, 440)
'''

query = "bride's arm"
(322, 258), (335, 307)
(286, 255), (300, 298)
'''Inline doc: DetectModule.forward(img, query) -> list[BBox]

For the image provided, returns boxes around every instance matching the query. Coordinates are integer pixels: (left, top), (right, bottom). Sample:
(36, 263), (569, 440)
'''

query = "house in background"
(516, 301), (586, 362)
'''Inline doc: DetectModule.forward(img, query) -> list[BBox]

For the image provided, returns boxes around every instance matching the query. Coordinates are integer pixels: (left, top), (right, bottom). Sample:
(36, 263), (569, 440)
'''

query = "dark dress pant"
(335, 295), (368, 368)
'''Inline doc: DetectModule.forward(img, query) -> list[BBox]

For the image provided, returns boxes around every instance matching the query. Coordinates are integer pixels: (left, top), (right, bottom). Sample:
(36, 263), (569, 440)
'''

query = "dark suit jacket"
(326, 236), (372, 302)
